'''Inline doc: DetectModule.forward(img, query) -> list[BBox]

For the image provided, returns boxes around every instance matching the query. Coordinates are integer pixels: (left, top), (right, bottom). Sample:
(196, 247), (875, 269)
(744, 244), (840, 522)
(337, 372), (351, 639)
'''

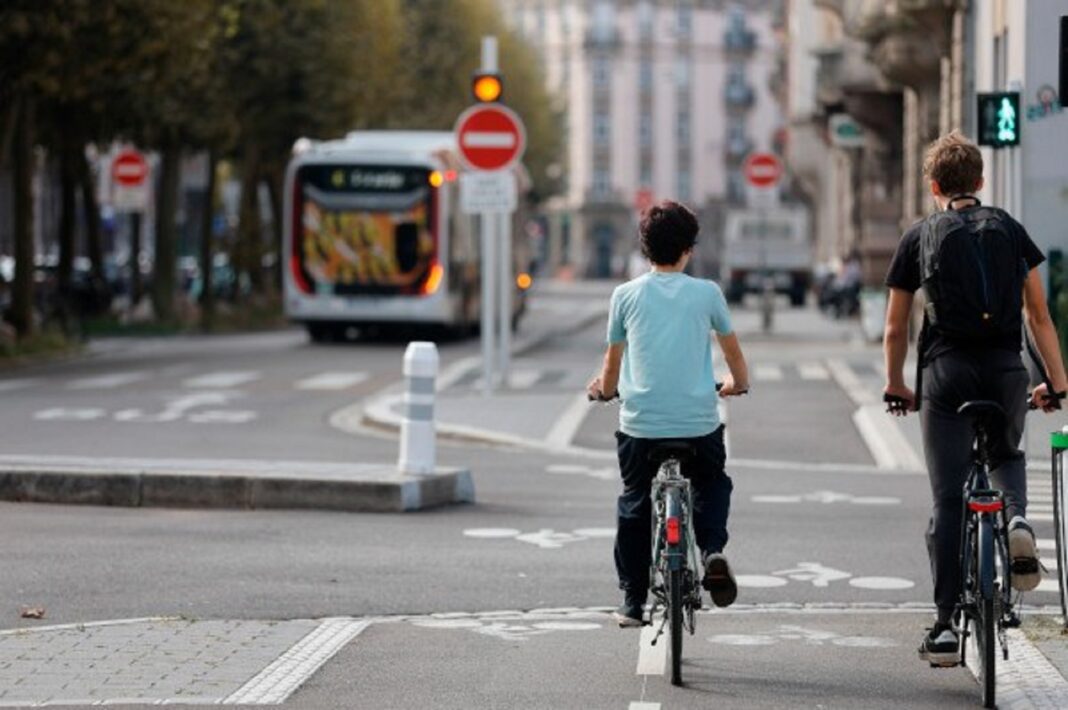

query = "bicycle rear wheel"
(669, 567), (683, 686)
(977, 517), (997, 708)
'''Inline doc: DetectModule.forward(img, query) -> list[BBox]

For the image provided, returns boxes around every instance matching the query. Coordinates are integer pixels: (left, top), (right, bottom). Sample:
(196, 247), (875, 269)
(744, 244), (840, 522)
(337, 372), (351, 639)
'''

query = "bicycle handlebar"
(885, 391), (1065, 414)
(588, 382), (749, 403)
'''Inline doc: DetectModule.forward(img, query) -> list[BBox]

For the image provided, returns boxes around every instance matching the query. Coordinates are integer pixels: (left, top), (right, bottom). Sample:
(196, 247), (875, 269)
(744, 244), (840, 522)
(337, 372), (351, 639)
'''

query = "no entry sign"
(454, 104), (526, 172)
(743, 152), (783, 189)
(112, 149), (149, 188)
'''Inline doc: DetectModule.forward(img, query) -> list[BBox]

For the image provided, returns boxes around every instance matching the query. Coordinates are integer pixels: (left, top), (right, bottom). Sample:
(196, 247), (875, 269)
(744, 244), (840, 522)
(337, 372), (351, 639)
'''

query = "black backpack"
(919, 198), (1027, 340)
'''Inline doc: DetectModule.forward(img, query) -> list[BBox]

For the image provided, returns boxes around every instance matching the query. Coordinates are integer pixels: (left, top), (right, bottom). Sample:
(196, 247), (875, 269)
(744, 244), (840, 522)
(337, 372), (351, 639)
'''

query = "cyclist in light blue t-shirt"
(587, 200), (750, 627)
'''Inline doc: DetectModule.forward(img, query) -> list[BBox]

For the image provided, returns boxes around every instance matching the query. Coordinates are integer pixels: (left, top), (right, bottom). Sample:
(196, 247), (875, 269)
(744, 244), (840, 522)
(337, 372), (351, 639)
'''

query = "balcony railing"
(724, 27), (757, 53)
(724, 81), (755, 109)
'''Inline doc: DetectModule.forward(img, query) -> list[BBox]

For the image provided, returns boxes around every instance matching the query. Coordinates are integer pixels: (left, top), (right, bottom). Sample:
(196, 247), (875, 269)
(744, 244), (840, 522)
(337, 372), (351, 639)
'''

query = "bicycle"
(951, 400), (1017, 709)
(646, 441), (704, 686)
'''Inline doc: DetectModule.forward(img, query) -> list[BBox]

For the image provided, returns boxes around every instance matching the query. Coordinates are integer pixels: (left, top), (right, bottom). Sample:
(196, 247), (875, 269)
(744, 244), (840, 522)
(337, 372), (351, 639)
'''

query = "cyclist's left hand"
(1031, 383), (1065, 413)
(587, 376), (613, 401)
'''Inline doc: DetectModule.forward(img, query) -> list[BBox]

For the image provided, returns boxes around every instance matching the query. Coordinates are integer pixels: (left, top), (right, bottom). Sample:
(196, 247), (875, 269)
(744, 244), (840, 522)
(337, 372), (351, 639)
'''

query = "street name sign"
(112, 148), (149, 212)
(454, 104), (526, 172)
(460, 171), (517, 214)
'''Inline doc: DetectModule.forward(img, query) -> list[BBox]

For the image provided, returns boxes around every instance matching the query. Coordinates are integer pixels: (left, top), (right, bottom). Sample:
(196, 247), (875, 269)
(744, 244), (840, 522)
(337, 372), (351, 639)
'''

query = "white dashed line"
(753, 364), (784, 381)
(636, 623), (667, 676)
(798, 362), (831, 381)
(183, 371), (260, 388)
(295, 372), (369, 391)
(68, 372), (148, 389)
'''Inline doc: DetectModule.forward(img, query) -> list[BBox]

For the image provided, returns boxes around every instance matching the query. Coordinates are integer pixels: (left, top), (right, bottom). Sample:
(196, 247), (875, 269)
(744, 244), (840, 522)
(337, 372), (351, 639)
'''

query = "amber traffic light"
(472, 72), (503, 103)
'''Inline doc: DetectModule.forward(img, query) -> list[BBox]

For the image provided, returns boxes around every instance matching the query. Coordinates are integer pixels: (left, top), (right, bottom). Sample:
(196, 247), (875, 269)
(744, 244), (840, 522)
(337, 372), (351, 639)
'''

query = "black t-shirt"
(884, 205), (1045, 366)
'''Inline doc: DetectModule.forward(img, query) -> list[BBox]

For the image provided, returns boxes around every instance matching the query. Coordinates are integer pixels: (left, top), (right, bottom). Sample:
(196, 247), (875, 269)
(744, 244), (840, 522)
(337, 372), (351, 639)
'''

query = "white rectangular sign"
(113, 185), (149, 212)
(460, 171), (517, 215)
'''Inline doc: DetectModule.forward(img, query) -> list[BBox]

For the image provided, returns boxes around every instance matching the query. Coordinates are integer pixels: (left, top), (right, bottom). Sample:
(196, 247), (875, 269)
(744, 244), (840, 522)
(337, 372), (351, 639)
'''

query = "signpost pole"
(498, 211), (511, 383)
(481, 214), (496, 395)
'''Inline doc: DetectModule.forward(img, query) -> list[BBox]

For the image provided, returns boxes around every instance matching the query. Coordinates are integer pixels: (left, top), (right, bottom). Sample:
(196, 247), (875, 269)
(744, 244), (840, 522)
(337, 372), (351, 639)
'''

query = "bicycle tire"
(669, 567), (683, 686)
(977, 517), (997, 708)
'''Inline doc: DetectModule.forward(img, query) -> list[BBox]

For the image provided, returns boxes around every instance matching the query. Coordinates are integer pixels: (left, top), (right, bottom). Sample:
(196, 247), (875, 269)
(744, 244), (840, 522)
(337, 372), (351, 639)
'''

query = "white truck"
(721, 206), (812, 307)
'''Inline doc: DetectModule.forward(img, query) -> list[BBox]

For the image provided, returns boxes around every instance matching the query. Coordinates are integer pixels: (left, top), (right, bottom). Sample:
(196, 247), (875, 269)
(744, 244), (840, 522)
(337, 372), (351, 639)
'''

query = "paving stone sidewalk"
(0, 617), (361, 707)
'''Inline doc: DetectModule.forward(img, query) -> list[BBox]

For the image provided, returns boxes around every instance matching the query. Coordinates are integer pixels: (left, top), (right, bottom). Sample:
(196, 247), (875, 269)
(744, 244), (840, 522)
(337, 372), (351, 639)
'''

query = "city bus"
(283, 131), (529, 341)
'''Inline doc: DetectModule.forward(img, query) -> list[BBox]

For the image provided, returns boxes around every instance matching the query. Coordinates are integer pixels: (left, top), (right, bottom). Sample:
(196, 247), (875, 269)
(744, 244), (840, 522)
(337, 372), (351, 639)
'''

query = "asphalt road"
(2, 291), (1065, 709)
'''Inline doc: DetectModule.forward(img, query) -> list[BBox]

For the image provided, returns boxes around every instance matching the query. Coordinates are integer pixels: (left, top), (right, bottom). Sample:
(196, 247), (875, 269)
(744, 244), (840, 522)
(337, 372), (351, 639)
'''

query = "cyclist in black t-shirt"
(883, 131), (1068, 667)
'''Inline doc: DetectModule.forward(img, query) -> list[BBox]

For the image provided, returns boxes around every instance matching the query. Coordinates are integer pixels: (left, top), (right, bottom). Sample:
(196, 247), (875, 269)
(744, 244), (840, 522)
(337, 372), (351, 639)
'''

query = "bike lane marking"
(636, 623), (667, 675)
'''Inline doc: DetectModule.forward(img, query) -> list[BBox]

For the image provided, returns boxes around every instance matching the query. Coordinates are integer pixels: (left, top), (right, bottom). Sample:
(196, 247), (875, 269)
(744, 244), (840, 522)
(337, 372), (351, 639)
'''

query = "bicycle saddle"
(648, 442), (696, 464)
(957, 400), (1007, 434)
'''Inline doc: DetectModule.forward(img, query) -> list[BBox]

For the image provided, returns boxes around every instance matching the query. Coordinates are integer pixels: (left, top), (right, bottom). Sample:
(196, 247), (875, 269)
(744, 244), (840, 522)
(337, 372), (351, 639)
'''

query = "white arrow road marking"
(463, 528), (522, 539)
(183, 371), (260, 388)
(114, 392), (237, 423)
(751, 491), (901, 505)
(735, 575), (789, 588)
(848, 577), (915, 590)
(515, 529), (586, 549)
(462, 131), (517, 148)
(295, 372), (369, 390)
(709, 625), (896, 648)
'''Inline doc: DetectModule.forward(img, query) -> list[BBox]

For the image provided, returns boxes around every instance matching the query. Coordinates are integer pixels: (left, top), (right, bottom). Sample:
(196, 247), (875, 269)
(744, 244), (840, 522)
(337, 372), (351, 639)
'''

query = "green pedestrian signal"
(977, 92), (1021, 148)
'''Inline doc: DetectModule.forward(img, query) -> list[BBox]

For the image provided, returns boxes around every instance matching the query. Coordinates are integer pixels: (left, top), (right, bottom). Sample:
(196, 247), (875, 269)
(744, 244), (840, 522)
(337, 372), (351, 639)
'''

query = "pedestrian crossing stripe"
(295, 372), (369, 391)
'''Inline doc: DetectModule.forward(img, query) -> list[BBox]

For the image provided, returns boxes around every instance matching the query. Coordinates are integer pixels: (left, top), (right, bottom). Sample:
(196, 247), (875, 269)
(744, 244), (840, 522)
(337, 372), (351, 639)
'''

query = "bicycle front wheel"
(669, 567), (683, 686)
(977, 517), (997, 708)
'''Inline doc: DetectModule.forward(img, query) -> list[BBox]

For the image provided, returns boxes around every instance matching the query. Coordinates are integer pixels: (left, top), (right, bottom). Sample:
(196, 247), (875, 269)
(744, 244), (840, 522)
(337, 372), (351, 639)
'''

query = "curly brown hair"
(922, 130), (983, 197)
(639, 200), (699, 265)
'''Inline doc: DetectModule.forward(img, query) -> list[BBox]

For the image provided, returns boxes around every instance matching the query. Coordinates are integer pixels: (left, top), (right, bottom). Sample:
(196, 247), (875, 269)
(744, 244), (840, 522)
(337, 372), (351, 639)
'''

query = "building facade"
(499, 0), (785, 278)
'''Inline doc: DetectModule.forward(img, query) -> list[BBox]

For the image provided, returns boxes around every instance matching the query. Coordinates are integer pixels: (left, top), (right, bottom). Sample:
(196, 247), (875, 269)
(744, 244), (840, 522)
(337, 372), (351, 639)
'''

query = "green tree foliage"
(0, 0), (560, 334)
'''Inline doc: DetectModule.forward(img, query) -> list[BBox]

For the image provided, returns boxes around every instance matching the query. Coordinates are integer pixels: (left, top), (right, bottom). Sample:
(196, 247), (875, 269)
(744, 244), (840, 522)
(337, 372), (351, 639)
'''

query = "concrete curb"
(0, 464), (473, 513)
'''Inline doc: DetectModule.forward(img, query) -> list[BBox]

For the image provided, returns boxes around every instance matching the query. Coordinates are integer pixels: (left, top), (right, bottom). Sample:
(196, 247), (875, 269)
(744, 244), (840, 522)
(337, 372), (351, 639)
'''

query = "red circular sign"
(454, 104), (526, 171)
(112, 149), (149, 188)
(743, 152), (783, 189)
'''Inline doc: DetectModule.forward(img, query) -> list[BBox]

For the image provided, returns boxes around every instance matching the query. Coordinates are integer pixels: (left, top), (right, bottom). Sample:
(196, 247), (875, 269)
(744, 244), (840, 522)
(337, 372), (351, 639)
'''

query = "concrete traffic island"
(0, 456), (474, 512)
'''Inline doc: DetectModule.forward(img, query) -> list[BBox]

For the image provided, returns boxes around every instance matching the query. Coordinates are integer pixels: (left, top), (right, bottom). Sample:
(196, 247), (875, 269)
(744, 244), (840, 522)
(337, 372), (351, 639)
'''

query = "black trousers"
(614, 427), (733, 596)
(920, 349), (1029, 622)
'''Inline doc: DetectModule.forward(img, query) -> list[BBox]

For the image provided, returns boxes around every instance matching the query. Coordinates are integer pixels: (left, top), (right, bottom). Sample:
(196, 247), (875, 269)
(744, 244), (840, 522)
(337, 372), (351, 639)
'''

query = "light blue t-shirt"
(607, 272), (733, 439)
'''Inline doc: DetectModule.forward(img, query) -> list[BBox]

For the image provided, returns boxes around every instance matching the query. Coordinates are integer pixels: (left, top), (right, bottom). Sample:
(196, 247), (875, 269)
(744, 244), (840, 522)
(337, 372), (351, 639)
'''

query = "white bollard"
(399, 342), (439, 475)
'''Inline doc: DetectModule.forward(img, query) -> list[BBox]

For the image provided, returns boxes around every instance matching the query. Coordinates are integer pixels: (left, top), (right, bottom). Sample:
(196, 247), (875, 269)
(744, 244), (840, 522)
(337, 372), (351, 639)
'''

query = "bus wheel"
(306, 323), (334, 343)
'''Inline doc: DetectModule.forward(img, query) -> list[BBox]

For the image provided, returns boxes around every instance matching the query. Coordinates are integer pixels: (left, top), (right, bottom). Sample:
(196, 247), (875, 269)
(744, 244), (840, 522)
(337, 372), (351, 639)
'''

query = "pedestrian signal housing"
(977, 92), (1021, 148)
(472, 72), (503, 103)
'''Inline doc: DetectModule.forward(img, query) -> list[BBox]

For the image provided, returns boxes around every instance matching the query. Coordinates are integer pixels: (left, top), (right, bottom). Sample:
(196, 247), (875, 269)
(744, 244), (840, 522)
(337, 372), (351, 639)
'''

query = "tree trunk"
(78, 150), (105, 281)
(237, 143), (262, 294)
(152, 144), (181, 323)
(11, 97), (35, 338)
(57, 135), (77, 300)
(264, 166), (284, 294)
(199, 149), (217, 331)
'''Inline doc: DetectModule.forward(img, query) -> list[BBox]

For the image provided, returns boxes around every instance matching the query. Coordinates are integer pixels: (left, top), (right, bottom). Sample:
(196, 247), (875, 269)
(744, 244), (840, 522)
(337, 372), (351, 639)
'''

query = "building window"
(640, 113), (652, 147)
(676, 3), (693, 37)
(675, 57), (690, 89)
(677, 168), (692, 202)
(639, 60), (653, 91)
(638, 1), (654, 40)
(592, 0), (615, 43)
(593, 57), (611, 88)
(594, 112), (611, 144)
(728, 171), (746, 202)
(640, 162), (653, 187)
(676, 110), (690, 146)
(593, 168), (611, 198)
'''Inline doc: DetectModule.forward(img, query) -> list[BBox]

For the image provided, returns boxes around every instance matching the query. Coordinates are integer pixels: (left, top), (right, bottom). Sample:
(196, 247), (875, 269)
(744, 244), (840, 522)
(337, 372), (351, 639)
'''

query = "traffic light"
(472, 71), (503, 103)
(977, 92), (1020, 148)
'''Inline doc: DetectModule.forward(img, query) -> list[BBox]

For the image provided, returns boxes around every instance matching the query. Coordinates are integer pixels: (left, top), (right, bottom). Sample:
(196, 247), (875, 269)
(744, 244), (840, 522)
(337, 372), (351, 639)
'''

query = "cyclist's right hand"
(883, 384), (916, 416)
(718, 376), (749, 397)
(1030, 382), (1066, 413)
(586, 377), (617, 402)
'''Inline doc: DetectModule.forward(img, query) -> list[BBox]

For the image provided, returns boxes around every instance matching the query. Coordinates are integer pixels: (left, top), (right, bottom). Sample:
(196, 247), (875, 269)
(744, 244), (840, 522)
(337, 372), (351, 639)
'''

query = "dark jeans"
(921, 349), (1029, 622)
(614, 427), (733, 597)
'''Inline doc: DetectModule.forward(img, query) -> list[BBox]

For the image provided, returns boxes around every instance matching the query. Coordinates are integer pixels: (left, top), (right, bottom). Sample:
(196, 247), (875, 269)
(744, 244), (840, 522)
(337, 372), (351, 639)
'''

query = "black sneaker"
(613, 594), (646, 628)
(1008, 516), (1041, 592)
(702, 553), (738, 608)
(918, 623), (959, 667)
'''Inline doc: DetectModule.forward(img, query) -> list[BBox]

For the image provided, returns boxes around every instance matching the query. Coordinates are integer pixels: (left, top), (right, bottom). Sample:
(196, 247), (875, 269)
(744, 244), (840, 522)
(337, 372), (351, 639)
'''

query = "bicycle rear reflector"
(968, 499), (1004, 513)
(666, 517), (681, 544)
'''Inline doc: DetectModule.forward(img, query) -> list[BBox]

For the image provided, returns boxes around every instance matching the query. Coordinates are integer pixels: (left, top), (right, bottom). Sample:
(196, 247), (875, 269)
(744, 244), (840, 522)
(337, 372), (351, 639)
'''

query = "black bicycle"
(952, 401), (1017, 709)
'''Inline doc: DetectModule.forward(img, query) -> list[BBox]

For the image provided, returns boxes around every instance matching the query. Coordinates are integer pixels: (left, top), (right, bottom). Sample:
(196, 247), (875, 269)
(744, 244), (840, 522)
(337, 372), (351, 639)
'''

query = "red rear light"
(666, 517), (681, 545)
(968, 499), (1003, 513)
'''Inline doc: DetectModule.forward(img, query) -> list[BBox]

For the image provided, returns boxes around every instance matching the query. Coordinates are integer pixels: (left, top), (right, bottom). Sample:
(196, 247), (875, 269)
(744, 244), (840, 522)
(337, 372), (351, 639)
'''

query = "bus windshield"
(292, 164), (436, 296)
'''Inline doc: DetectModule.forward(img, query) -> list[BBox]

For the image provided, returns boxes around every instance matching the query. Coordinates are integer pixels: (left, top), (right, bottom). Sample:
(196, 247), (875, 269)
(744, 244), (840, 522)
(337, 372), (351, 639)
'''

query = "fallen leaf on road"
(19, 606), (45, 619)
